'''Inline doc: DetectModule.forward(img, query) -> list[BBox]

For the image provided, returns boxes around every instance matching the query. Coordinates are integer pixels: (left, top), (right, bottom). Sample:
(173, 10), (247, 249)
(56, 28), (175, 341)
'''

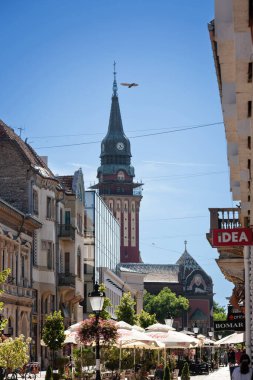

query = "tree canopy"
(0, 335), (30, 371)
(143, 288), (189, 323)
(42, 310), (65, 351)
(137, 310), (157, 329)
(98, 283), (112, 320)
(213, 301), (227, 321)
(115, 292), (137, 325)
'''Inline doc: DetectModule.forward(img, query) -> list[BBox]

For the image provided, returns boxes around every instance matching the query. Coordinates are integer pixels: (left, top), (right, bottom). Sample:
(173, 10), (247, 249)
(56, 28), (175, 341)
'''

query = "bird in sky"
(120, 82), (139, 88)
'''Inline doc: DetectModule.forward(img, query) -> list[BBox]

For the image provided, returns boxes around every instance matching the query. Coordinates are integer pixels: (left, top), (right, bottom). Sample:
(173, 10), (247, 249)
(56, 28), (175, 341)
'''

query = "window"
(77, 213), (82, 233)
(46, 197), (53, 219)
(248, 63), (253, 83)
(248, 101), (252, 117)
(65, 252), (70, 273)
(77, 248), (81, 278)
(33, 190), (38, 215)
(21, 256), (25, 278)
(248, 136), (251, 149)
(47, 242), (53, 270)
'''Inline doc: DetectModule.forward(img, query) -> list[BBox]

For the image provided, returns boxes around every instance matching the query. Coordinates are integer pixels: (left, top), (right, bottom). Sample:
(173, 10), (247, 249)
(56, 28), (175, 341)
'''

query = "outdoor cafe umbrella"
(215, 332), (245, 345)
(145, 329), (199, 348)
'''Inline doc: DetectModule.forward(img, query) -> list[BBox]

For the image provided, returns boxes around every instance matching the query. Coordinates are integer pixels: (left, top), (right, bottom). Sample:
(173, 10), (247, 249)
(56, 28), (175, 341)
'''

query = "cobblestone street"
(190, 366), (230, 380)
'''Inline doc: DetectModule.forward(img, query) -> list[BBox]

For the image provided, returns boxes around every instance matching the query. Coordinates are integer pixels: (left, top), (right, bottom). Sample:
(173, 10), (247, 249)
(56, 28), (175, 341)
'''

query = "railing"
(58, 273), (76, 287)
(208, 208), (241, 231)
(2, 283), (33, 298)
(58, 224), (75, 239)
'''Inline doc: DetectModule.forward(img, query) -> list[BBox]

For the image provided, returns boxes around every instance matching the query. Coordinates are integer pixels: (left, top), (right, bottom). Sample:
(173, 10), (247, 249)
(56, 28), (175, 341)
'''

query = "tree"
(137, 310), (157, 329)
(0, 335), (31, 372)
(163, 365), (171, 380)
(99, 283), (112, 320)
(144, 288), (189, 323)
(115, 292), (137, 325)
(213, 301), (226, 321)
(42, 311), (65, 367)
(181, 362), (190, 380)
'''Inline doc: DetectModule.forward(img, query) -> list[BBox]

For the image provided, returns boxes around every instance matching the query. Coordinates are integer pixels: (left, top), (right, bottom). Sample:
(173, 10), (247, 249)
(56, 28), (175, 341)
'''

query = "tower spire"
(113, 61), (118, 97)
(184, 240), (187, 252)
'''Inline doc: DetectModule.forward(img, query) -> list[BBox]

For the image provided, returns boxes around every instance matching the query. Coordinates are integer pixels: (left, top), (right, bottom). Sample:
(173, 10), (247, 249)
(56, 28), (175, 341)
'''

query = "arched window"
(77, 247), (81, 278)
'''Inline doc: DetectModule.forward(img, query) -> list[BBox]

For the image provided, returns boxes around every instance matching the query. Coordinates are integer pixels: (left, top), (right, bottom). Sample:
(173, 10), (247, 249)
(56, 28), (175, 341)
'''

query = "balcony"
(58, 273), (76, 288)
(206, 207), (244, 286)
(58, 224), (75, 240)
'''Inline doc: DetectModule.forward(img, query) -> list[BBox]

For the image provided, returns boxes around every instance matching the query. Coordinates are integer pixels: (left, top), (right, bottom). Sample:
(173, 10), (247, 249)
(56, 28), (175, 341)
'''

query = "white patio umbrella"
(215, 332), (245, 345)
(145, 329), (199, 348)
(146, 323), (175, 332)
(64, 330), (79, 345)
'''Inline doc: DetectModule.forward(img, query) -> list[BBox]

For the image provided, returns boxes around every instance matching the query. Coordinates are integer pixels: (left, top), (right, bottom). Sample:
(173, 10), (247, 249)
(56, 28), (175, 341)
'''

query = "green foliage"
(144, 287), (189, 322)
(104, 347), (137, 371)
(137, 310), (157, 329)
(45, 366), (53, 380)
(181, 362), (190, 380)
(55, 357), (69, 376)
(213, 301), (227, 321)
(163, 365), (171, 380)
(0, 335), (30, 371)
(115, 292), (137, 325)
(99, 283), (112, 320)
(73, 347), (95, 368)
(42, 311), (65, 351)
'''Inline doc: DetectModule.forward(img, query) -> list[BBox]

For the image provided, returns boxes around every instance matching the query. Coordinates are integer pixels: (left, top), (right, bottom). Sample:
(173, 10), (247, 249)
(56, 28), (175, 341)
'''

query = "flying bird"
(120, 82), (139, 88)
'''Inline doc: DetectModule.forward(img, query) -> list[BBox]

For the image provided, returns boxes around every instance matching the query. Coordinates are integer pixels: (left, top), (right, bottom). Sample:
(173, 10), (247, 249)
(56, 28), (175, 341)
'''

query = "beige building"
(208, 0), (253, 354)
(0, 198), (41, 339)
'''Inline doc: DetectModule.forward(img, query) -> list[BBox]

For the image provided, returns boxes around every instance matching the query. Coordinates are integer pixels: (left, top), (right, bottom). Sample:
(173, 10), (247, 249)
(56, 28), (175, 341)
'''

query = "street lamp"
(193, 322), (199, 363)
(208, 331), (213, 339)
(88, 282), (105, 380)
(164, 315), (174, 328)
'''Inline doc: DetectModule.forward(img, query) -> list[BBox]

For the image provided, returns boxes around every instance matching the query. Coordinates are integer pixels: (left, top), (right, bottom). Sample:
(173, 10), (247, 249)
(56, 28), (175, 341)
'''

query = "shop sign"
(214, 320), (245, 331)
(212, 228), (253, 247)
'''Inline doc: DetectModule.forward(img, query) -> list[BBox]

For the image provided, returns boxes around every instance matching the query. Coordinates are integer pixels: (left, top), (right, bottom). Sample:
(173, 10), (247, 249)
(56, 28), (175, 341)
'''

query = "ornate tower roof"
(98, 62), (134, 177)
(176, 240), (204, 279)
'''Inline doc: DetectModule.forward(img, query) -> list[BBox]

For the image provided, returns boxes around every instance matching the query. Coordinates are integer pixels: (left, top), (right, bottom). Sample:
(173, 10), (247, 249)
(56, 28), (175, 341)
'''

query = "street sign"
(212, 228), (253, 247)
(214, 320), (245, 331)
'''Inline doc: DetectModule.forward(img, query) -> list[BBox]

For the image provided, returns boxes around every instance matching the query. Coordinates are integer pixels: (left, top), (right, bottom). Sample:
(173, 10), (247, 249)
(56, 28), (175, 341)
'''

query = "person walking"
(232, 353), (253, 380)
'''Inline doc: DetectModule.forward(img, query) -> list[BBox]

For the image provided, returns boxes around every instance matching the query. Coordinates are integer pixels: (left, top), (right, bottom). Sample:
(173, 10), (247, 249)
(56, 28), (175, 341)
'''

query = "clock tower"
(91, 63), (143, 263)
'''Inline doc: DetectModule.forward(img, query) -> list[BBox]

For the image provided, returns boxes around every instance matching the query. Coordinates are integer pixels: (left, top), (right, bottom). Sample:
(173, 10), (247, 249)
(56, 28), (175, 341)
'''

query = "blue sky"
(0, 1), (234, 307)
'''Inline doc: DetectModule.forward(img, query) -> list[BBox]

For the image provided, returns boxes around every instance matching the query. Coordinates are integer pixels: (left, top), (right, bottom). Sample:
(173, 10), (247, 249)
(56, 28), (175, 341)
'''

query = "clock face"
(116, 142), (124, 150)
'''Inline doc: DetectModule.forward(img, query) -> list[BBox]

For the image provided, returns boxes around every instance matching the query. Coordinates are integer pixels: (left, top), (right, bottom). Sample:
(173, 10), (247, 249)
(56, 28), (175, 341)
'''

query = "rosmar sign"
(212, 228), (253, 247)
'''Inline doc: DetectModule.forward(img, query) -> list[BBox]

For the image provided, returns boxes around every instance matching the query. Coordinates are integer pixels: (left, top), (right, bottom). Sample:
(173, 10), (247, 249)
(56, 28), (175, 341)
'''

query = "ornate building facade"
(91, 66), (143, 263)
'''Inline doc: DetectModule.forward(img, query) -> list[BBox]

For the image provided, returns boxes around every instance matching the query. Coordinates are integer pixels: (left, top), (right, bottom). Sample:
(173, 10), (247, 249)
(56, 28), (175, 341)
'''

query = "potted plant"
(181, 362), (190, 380)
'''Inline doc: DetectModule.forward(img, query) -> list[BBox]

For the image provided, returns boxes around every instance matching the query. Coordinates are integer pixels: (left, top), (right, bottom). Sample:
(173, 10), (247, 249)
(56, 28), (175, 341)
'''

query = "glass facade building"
(84, 190), (120, 282)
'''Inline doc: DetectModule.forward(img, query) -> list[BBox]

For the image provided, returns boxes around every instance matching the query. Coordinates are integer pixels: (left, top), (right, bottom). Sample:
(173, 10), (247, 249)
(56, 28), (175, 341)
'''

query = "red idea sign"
(212, 228), (253, 247)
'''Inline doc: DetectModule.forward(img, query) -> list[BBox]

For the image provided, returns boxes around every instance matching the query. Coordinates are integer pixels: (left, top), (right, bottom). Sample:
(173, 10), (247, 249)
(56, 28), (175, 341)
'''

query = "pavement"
(188, 366), (231, 380)
(37, 365), (231, 380)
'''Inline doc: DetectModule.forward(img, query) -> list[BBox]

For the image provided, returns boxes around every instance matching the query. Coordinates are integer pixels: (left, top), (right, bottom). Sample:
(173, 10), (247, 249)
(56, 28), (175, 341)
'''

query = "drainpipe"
(244, 246), (251, 356)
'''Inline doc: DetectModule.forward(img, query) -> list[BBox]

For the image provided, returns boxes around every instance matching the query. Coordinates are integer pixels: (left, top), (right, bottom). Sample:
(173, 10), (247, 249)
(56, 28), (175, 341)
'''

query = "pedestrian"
(224, 351), (228, 366)
(232, 353), (253, 380)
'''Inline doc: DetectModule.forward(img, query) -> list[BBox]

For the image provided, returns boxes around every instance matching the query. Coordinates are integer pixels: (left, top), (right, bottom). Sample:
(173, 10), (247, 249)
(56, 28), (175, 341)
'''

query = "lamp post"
(164, 315), (174, 328)
(193, 322), (199, 363)
(88, 282), (105, 380)
(208, 331), (213, 365)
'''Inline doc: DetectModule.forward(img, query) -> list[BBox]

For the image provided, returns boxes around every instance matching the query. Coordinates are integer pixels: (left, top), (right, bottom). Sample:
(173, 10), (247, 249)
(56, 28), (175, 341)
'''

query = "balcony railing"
(208, 208), (241, 231)
(2, 283), (33, 298)
(58, 224), (75, 240)
(58, 273), (76, 287)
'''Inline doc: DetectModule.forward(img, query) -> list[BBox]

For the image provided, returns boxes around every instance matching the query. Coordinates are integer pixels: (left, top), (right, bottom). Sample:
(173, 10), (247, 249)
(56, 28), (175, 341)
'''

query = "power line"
(28, 121), (224, 140)
(34, 121), (223, 149)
